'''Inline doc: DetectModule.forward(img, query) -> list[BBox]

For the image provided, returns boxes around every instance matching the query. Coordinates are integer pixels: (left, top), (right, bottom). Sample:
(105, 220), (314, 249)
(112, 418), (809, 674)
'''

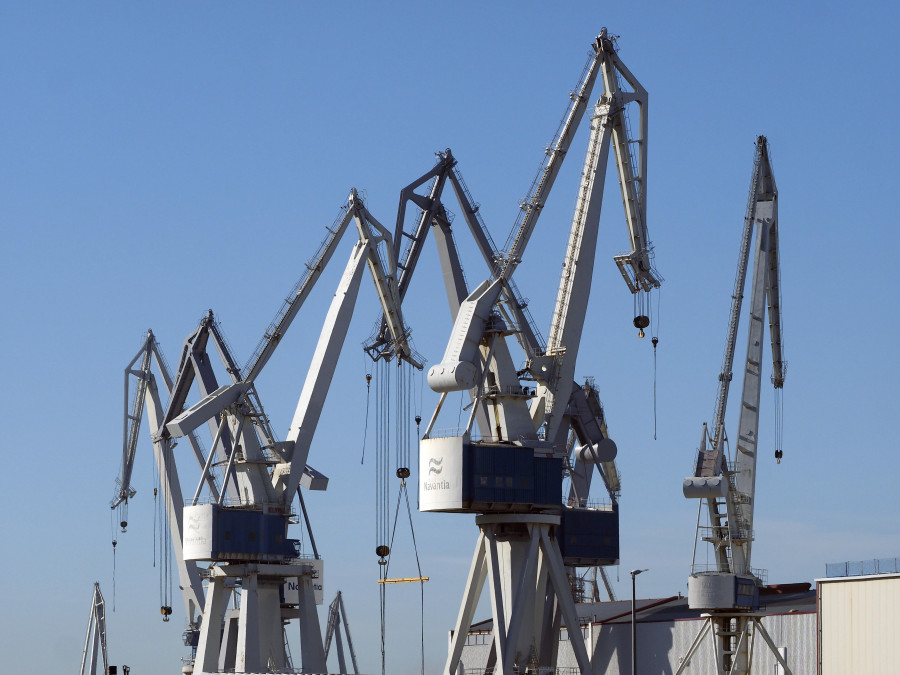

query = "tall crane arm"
(243, 204), (356, 381)
(499, 31), (607, 283)
(535, 30), (661, 445)
(274, 190), (421, 503)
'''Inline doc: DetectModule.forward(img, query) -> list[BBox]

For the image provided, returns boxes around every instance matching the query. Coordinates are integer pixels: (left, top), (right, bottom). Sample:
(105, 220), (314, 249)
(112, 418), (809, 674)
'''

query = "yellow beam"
(377, 576), (430, 584)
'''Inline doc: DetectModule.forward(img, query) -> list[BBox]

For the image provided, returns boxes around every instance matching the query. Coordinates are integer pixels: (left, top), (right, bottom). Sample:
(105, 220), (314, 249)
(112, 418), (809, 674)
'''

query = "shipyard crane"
(413, 30), (660, 675)
(323, 591), (359, 675)
(678, 136), (789, 675)
(114, 318), (330, 645)
(113, 189), (419, 675)
(366, 147), (624, 599)
(80, 583), (110, 675)
(114, 315), (325, 671)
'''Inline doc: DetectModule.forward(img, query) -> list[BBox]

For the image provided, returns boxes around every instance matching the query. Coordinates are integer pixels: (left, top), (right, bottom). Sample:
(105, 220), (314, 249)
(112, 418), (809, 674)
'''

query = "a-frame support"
(674, 614), (793, 675)
(79, 583), (109, 675)
(324, 590), (359, 674)
(444, 515), (591, 675)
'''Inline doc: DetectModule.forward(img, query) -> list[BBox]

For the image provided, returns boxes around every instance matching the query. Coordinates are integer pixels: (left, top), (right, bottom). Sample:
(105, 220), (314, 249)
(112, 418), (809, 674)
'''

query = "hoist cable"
(774, 387), (784, 462)
(395, 362), (401, 471)
(153, 487), (158, 568)
(379, 571), (387, 675)
(403, 485), (426, 675)
(653, 339), (658, 440)
(158, 445), (173, 620)
(378, 360), (390, 548)
(647, 288), (661, 441)
(374, 357), (426, 674)
(159, 458), (165, 612)
(376, 360), (392, 675)
(384, 484), (405, 579)
(110, 510), (117, 612)
(361, 373), (372, 464)
(382, 481), (427, 675)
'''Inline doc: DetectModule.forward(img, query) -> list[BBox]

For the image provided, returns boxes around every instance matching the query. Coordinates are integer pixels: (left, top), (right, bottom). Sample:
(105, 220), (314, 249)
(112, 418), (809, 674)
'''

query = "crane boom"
(274, 189), (421, 502)
(679, 136), (788, 675)
(537, 27), (660, 448)
(730, 138), (782, 573)
(112, 330), (208, 626)
(499, 34), (605, 283)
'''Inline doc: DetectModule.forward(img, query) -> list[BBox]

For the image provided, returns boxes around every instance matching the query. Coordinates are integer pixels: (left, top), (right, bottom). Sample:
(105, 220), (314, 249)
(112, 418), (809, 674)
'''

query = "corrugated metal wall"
(459, 614), (817, 674)
(819, 575), (900, 674)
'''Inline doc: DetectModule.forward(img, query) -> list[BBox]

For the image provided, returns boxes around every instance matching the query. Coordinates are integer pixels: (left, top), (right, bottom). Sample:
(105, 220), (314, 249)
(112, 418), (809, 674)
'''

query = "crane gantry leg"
(444, 515), (590, 675)
(675, 615), (793, 675)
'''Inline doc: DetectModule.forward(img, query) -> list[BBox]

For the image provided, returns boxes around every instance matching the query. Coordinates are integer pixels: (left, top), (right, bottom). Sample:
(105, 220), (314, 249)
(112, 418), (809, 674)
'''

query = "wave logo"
(428, 457), (443, 475)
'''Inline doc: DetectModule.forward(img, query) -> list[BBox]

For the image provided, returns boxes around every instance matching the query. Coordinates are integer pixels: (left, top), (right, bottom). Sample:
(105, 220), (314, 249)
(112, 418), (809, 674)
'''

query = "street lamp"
(631, 568), (648, 675)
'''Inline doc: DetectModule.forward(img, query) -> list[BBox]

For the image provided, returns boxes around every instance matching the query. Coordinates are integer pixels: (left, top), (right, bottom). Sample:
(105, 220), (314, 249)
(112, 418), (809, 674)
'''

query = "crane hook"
(633, 315), (649, 338)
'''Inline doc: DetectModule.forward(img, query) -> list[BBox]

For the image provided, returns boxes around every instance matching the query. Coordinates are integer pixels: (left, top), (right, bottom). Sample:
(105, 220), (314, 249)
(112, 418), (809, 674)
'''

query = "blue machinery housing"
(432, 442), (619, 566)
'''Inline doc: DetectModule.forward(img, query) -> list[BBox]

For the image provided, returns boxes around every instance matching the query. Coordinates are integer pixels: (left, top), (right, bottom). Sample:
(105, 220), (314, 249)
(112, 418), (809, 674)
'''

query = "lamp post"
(631, 568), (648, 675)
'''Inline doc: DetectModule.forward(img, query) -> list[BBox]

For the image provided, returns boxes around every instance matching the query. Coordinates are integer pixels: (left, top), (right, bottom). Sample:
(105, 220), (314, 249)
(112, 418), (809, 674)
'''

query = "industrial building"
(817, 558), (900, 674)
(458, 584), (815, 674)
(455, 558), (900, 674)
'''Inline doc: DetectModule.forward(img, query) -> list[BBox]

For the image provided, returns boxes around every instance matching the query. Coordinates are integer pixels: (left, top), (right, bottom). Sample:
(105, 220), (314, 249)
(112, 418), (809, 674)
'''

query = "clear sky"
(2, 2), (898, 674)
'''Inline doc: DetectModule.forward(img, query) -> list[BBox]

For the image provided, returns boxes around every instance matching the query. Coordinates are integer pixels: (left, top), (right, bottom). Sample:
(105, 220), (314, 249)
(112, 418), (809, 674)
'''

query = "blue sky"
(2, 2), (898, 674)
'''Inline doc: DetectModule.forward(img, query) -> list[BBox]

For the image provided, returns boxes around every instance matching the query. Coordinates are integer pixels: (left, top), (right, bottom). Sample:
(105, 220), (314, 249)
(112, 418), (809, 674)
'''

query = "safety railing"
(826, 557), (900, 578)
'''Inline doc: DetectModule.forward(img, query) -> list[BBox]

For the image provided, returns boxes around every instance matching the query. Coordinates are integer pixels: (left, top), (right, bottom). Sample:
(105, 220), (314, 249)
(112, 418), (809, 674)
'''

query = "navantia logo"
(428, 457), (443, 475)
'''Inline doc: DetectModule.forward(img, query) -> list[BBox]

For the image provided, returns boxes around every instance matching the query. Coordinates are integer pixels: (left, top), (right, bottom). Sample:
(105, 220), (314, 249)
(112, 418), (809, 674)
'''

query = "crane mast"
(679, 136), (789, 675)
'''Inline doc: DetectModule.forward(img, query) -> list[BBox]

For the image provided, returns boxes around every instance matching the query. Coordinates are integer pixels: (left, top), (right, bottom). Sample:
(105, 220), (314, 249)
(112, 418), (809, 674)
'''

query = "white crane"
(364, 145), (625, 553)
(678, 136), (789, 675)
(80, 583), (110, 675)
(323, 591), (359, 675)
(114, 328), (211, 633)
(114, 189), (419, 674)
(416, 30), (661, 675)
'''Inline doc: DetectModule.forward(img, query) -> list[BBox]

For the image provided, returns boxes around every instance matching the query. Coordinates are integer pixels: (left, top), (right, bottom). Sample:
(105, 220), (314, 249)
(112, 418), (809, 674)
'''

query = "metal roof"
(465, 583), (817, 633)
